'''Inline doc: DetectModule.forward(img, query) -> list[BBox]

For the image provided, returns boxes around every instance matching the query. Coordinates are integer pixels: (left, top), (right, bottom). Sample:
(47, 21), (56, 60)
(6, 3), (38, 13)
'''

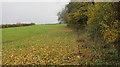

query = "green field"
(3, 24), (88, 65)
(3, 24), (119, 65)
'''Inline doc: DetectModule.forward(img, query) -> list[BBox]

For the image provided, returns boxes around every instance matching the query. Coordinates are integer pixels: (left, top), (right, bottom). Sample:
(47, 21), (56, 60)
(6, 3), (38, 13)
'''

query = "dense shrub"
(58, 2), (120, 43)
(58, 2), (120, 64)
(87, 2), (120, 43)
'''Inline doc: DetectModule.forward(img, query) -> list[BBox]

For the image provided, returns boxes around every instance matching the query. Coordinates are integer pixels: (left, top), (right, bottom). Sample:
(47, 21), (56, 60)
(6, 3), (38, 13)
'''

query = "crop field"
(2, 24), (119, 65)
(2, 24), (92, 65)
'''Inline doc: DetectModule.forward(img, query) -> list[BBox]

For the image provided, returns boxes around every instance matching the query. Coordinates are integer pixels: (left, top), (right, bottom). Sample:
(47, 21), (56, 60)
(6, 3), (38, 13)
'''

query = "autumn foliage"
(58, 2), (120, 44)
(58, 2), (120, 64)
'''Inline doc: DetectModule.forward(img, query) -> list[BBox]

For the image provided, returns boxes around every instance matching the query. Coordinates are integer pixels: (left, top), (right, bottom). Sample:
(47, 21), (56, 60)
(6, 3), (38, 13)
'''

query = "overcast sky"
(0, 2), (69, 24)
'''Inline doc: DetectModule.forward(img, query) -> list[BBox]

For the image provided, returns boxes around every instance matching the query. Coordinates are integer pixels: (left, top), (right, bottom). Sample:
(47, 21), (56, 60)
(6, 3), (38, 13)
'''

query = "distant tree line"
(0, 23), (35, 28)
